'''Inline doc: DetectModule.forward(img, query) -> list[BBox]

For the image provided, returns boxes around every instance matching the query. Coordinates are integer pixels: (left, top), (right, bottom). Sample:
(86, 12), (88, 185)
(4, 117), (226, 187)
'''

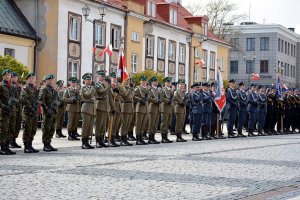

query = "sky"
(182, 0), (300, 34)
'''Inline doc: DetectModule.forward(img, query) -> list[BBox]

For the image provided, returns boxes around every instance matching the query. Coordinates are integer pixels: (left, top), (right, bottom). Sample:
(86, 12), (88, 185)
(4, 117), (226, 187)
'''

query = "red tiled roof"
(207, 31), (231, 46)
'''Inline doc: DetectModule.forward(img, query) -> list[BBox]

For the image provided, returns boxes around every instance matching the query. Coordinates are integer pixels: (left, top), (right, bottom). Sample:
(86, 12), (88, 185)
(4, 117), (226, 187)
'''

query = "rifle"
(31, 86), (42, 117)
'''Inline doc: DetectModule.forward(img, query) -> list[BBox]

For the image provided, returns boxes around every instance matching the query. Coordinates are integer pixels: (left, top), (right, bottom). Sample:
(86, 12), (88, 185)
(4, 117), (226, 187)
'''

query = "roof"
(0, 0), (39, 40)
(208, 31), (231, 46)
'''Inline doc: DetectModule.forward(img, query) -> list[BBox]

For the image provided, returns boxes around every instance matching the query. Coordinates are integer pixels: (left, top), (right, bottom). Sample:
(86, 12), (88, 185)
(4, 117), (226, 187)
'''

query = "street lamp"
(82, 3), (107, 23)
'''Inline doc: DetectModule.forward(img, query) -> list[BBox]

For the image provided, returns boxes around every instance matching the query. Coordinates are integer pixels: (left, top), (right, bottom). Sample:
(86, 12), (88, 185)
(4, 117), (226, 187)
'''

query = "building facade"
(228, 23), (300, 88)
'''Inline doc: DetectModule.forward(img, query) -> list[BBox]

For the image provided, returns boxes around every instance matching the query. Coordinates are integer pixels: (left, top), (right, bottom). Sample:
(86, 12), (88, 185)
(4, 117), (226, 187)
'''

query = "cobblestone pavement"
(1, 128), (300, 200)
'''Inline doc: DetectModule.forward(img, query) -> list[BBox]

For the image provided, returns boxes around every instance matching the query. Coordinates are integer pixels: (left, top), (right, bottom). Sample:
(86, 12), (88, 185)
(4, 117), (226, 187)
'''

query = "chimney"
(288, 28), (295, 32)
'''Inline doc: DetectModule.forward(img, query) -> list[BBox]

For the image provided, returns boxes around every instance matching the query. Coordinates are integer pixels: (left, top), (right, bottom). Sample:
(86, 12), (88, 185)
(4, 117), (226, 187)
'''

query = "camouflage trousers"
(22, 113), (38, 143)
(9, 108), (22, 140)
(0, 110), (11, 145)
(42, 114), (57, 144)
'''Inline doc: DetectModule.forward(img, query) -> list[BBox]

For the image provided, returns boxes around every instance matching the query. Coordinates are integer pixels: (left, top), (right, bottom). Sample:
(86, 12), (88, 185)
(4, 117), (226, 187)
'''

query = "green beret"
(11, 72), (18, 77)
(163, 77), (172, 83)
(177, 79), (185, 84)
(56, 80), (64, 86)
(1, 69), (11, 76)
(82, 73), (92, 80)
(26, 72), (35, 79)
(110, 72), (116, 78)
(44, 74), (55, 80)
(68, 77), (78, 83)
(149, 76), (158, 82)
(96, 70), (106, 76)
(139, 75), (147, 81)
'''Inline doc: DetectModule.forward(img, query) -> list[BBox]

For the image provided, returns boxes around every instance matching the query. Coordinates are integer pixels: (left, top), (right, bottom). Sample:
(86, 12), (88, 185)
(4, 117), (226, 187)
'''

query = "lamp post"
(243, 55), (256, 87)
(82, 3), (107, 23)
(186, 34), (207, 85)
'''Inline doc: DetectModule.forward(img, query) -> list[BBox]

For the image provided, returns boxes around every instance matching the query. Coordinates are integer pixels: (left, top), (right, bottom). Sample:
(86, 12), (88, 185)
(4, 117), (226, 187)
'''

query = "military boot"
(29, 141), (39, 153)
(75, 129), (81, 137)
(257, 129), (266, 136)
(165, 133), (173, 143)
(68, 131), (74, 141)
(48, 143), (58, 151)
(72, 131), (80, 141)
(97, 136), (109, 148)
(120, 136), (133, 146)
(248, 130), (256, 137)
(109, 136), (120, 147)
(10, 138), (21, 148)
(237, 129), (247, 137)
(43, 143), (52, 152)
(176, 133), (187, 142)
(127, 131), (136, 141)
(148, 134), (160, 144)
(24, 143), (33, 153)
(0, 145), (8, 155)
(202, 126), (210, 140)
(114, 132), (121, 142)
(56, 129), (62, 138)
(192, 133), (201, 141)
(5, 142), (16, 155)
(82, 139), (94, 149)
(161, 133), (168, 143)
(136, 135), (147, 145)
(142, 132), (149, 140)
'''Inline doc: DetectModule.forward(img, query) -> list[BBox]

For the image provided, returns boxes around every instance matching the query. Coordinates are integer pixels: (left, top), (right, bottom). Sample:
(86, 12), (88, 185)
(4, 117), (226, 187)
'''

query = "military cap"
(250, 83), (256, 87)
(44, 74), (55, 80)
(162, 77), (172, 82)
(202, 82), (208, 87)
(1, 69), (11, 76)
(26, 72), (35, 79)
(139, 75), (147, 81)
(82, 73), (92, 80)
(171, 81), (177, 86)
(258, 85), (264, 89)
(11, 72), (18, 77)
(211, 82), (215, 87)
(229, 79), (235, 83)
(96, 70), (106, 76)
(194, 82), (201, 87)
(149, 76), (158, 82)
(239, 82), (245, 86)
(191, 83), (196, 88)
(68, 77), (78, 82)
(110, 72), (116, 78)
(177, 79), (185, 84)
(56, 80), (64, 86)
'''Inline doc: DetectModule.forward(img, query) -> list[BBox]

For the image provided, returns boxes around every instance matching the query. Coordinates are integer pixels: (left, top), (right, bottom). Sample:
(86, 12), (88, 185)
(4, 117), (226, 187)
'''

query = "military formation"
(0, 69), (300, 155)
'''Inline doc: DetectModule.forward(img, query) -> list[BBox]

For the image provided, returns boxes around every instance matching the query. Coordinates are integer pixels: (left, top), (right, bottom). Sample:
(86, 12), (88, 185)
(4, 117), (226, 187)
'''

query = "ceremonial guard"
(257, 85), (267, 136)
(270, 87), (279, 134)
(190, 82), (202, 141)
(264, 87), (273, 135)
(159, 77), (173, 143)
(277, 93), (285, 134)
(295, 90), (300, 133)
(173, 79), (187, 142)
(226, 79), (238, 138)
(133, 75), (149, 145)
(63, 77), (81, 141)
(55, 80), (66, 138)
(39, 74), (58, 152)
(80, 73), (95, 149)
(236, 82), (247, 137)
(21, 73), (40, 153)
(209, 82), (222, 139)
(247, 84), (258, 137)
(202, 82), (212, 140)
(148, 76), (161, 144)
(10, 72), (22, 148)
(127, 78), (137, 141)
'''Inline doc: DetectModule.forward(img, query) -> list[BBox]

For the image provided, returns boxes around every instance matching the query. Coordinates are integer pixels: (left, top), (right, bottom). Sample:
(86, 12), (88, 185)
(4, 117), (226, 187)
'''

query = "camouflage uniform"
(55, 86), (66, 138)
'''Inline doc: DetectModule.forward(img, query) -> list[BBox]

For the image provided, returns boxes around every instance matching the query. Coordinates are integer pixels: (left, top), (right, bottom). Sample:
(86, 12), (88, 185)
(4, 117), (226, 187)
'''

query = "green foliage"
(0, 55), (29, 81)
(223, 79), (229, 89)
(133, 70), (165, 85)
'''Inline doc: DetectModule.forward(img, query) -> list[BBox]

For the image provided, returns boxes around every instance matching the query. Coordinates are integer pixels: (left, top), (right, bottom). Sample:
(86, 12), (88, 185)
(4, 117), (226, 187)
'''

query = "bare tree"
(184, 3), (203, 15)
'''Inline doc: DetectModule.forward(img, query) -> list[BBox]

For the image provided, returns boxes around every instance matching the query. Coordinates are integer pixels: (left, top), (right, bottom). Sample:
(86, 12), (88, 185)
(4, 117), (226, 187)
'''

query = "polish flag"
(251, 73), (260, 80)
(195, 59), (205, 67)
(99, 44), (113, 57)
(117, 48), (129, 83)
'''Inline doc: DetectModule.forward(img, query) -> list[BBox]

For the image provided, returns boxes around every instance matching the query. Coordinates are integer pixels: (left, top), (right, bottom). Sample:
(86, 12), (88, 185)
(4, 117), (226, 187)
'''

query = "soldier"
(270, 87), (280, 134)
(201, 82), (213, 140)
(133, 75), (149, 145)
(9, 72), (22, 148)
(39, 74), (58, 152)
(190, 82), (202, 141)
(288, 89), (297, 133)
(80, 73), (95, 149)
(257, 85), (267, 136)
(169, 81), (177, 135)
(264, 86), (273, 135)
(117, 78), (134, 146)
(226, 79), (238, 138)
(236, 82), (247, 137)
(159, 77), (173, 143)
(148, 76), (161, 144)
(127, 78), (137, 141)
(173, 79), (187, 142)
(55, 80), (66, 138)
(62, 77), (81, 141)
(0, 69), (16, 155)
(94, 70), (113, 148)
(20, 73), (40, 153)
(247, 84), (258, 137)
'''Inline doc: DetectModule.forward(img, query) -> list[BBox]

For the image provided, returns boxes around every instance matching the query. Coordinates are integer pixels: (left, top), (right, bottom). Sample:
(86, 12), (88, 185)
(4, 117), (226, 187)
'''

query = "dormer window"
(147, 1), (156, 17)
(169, 9), (177, 25)
(202, 22), (208, 36)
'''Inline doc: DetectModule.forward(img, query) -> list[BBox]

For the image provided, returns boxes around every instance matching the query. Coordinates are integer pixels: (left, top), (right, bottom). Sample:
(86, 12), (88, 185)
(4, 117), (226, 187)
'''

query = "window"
(132, 32), (139, 42)
(179, 44), (185, 63)
(246, 60), (255, 74)
(287, 64), (289, 76)
(194, 67), (199, 81)
(146, 35), (154, 57)
(246, 38), (255, 51)
(131, 53), (138, 73)
(202, 50), (207, 68)
(111, 25), (121, 49)
(291, 44), (293, 57)
(294, 45), (296, 57)
(68, 60), (79, 79)
(260, 37), (269, 51)
(157, 38), (165, 59)
(4, 48), (15, 58)
(147, 1), (156, 17)
(230, 38), (239, 51)
(169, 9), (177, 25)
(278, 38), (280, 52)
(281, 40), (283, 52)
(210, 51), (216, 69)
(230, 61), (238, 74)
(69, 16), (81, 41)
(288, 43), (290, 55)
(285, 41), (287, 54)
(260, 60), (268, 73)
(219, 57), (224, 71)
(168, 41), (176, 61)
(95, 23), (105, 46)
(195, 49), (200, 58)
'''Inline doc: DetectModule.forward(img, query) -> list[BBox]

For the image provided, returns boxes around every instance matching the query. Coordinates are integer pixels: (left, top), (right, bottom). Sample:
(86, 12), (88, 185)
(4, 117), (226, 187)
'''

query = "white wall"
(0, 42), (30, 66)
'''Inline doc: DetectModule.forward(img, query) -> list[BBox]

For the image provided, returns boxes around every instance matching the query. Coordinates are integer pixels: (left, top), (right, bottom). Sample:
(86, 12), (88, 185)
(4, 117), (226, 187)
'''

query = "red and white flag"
(195, 59), (205, 67)
(98, 44), (113, 57)
(117, 48), (129, 83)
(214, 67), (226, 112)
(251, 73), (260, 80)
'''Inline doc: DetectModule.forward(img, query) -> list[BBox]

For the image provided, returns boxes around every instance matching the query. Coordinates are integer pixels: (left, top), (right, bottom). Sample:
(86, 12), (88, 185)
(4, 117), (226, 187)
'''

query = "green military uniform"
(148, 76), (161, 144)
(39, 74), (58, 152)
(62, 77), (81, 140)
(159, 77), (173, 143)
(80, 73), (96, 149)
(173, 79), (187, 142)
(0, 69), (16, 155)
(55, 80), (66, 138)
(21, 73), (40, 153)
(133, 75), (149, 145)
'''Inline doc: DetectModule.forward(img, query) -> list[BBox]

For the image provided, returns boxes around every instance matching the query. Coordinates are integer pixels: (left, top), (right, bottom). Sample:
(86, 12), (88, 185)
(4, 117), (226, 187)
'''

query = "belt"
(122, 101), (133, 103)
(82, 101), (94, 104)
(96, 97), (106, 100)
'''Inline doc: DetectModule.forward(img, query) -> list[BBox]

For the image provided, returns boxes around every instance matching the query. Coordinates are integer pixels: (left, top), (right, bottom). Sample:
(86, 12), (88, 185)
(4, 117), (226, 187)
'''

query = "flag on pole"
(276, 74), (282, 97)
(214, 67), (226, 112)
(99, 44), (113, 57)
(195, 59), (205, 67)
(117, 48), (129, 83)
(283, 84), (288, 90)
(251, 73), (260, 80)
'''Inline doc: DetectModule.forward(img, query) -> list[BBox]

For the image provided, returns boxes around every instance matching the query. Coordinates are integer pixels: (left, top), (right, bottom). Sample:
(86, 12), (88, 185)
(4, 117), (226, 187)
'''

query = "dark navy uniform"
(270, 90), (279, 133)
(202, 84), (212, 140)
(264, 89), (273, 134)
(226, 82), (238, 137)
(247, 86), (258, 136)
(237, 82), (247, 137)
(257, 86), (267, 135)
(190, 84), (203, 141)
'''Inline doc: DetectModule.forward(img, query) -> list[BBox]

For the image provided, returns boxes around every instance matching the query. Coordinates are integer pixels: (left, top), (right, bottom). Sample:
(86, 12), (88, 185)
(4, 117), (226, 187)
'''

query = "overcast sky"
(182, 0), (300, 34)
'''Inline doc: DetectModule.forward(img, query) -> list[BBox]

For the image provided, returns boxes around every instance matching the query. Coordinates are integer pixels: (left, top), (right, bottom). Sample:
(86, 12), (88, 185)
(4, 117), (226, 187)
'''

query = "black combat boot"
(202, 126), (210, 140)
(127, 130), (136, 141)
(109, 136), (120, 147)
(237, 129), (246, 137)
(98, 136), (109, 148)
(248, 130), (256, 137)
(148, 134), (160, 144)
(0, 145), (7, 155)
(161, 133), (168, 143)
(228, 130), (237, 138)
(142, 132), (149, 140)
(68, 131), (74, 141)
(136, 135), (147, 145)
(120, 135), (133, 146)
(43, 143), (52, 152)
(257, 129), (265, 136)
(5, 142), (16, 155)
(72, 131), (80, 140)
(82, 139), (94, 149)
(57, 129), (66, 138)
(48, 143), (58, 151)
(114, 132), (121, 142)
(165, 133), (173, 143)
(29, 141), (39, 153)
(95, 136), (102, 148)
(10, 138), (21, 148)
(176, 133), (187, 142)
(75, 129), (81, 137)
(192, 133), (201, 141)
(24, 143), (33, 153)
